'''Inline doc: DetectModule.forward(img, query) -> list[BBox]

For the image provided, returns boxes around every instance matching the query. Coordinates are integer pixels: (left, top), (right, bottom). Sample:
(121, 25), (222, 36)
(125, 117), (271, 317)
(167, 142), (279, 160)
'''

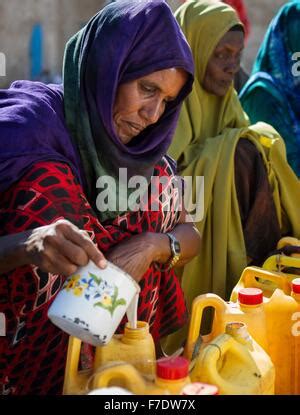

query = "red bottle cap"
(156, 356), (189, 380)
(238, 288), (263, 305)
(181, 382), (219, 395)
(292, 278), (300, 294)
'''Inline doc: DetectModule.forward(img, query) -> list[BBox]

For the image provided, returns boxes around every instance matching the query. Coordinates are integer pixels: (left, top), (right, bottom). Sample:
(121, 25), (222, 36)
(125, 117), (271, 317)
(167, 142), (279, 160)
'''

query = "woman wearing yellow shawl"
(163, 0), (300, 352)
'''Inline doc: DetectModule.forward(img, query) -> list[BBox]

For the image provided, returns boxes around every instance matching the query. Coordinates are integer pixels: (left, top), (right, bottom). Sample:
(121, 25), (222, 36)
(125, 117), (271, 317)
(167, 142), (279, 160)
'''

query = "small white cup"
(48, 260), (140, 346)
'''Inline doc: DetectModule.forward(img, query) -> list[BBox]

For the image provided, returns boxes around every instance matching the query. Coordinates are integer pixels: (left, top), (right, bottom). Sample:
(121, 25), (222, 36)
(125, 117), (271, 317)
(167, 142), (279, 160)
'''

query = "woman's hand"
(105, 233), (164, 282)
(105, 217), (201, 282)
(22, 219), (107, 276)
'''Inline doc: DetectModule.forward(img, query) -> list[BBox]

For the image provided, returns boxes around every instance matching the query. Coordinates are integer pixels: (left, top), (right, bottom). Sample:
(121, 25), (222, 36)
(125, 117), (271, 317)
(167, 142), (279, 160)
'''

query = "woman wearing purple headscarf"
(0, 1), (200, 395)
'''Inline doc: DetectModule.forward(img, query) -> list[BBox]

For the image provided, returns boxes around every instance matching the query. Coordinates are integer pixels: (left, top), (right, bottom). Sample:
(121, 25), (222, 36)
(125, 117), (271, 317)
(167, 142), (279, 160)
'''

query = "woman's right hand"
(23, 219), (107, 276)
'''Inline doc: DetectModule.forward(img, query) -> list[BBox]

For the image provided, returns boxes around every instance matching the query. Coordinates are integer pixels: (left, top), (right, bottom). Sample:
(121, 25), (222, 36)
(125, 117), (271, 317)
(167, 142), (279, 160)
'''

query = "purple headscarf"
(0, 1), (194, 221)
(0, 81), (85, 192)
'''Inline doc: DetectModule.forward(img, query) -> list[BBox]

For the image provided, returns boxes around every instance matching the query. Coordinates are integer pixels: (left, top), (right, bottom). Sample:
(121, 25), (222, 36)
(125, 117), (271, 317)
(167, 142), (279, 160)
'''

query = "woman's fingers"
(46, 235), (90, 267)
(43, 251), (79, 276)
(25, 219), (107, 275)
(59, 223), (107, 268)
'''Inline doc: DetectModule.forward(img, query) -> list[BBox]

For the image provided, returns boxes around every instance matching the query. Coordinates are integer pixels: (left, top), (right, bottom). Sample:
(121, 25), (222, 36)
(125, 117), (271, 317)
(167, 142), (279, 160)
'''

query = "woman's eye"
(215, 52), (225, 59)
(140, 84), (155, 94)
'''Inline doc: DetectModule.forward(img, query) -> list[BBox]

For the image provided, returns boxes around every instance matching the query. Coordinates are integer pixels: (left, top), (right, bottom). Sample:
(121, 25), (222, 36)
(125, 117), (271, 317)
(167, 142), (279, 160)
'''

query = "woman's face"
(113, 68), (188, 144)
(202, 30), (244, 97)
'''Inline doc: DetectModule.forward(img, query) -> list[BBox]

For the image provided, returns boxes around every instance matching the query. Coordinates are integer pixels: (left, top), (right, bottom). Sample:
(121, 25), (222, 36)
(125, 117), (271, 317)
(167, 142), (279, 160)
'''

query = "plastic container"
(155, 356), (191, 394)
(291, 279), (300, 394)
(91, 362), (163, 394)
(262, 254), (300, 288)
(180, 382), (219, 395)
(190, 322), (275, 395)
(230, 266), (291, 300)
(277, 237), (300, 258)
(184, 290), (268, 361)
(63, 321), (156, 395)
(92, 357), (191, 395)
(88, 386), (133, 395)
(264, 288), (299, 394)
(94, 321), (156, 379)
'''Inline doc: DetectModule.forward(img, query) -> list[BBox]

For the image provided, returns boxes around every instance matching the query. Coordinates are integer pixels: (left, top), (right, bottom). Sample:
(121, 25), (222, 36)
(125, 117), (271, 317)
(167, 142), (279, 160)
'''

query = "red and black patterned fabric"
(0, 160), (188, 395)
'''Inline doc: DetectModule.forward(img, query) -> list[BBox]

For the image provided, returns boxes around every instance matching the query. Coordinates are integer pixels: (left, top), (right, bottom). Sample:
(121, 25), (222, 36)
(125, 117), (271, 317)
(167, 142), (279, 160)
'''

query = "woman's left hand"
(105, 233), (164, 282)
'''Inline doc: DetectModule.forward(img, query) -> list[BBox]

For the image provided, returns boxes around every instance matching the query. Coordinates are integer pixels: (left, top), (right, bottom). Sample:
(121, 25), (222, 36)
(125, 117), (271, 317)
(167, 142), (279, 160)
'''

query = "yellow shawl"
(163, 0), (300, 353)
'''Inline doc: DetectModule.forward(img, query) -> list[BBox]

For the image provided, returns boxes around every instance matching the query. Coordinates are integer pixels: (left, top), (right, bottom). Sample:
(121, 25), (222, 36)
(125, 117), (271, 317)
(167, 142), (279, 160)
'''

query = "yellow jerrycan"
(262, 254), (300, 290)
(94, 320), (156, 379)
(290, 279), (300, 394)
(63, 321), (156, 395)
(92, 362), (162, 395)
(190, 322), (275, 395)
(277, 237), (300, 258)
(63, 336), (91, 395)
(230, 266), (291, 301)
(264, 288), (299, 394)
(184, 289), (268, 361)
(92, 356), (191, 395)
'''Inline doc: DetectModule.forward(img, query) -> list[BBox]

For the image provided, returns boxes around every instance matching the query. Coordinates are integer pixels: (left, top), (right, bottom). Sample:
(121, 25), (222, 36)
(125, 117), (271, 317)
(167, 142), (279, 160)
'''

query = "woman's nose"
(140, 99), (164, 124)
(225, 57), (241, 75)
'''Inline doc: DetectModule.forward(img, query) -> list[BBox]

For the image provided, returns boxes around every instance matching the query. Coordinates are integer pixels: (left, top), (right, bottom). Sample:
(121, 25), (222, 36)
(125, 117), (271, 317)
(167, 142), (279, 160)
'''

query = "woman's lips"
(125, 121), (144, 135)
(220, 79), (233, 87)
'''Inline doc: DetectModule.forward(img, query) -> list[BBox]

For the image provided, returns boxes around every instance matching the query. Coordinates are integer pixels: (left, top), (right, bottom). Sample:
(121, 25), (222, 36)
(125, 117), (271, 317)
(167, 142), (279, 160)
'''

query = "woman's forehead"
(215, 30), (245, 51)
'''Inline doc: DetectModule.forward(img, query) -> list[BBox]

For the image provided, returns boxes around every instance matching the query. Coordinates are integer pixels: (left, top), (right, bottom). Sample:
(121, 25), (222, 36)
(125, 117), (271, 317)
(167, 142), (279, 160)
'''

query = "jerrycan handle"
(184, 293), (226, 361)
(92, 362), (145, 394)
(277, 237), (300, 255)
(63, 336), (83, 394)
(242, 266), (290, 295)
(263, 254), (300, 273)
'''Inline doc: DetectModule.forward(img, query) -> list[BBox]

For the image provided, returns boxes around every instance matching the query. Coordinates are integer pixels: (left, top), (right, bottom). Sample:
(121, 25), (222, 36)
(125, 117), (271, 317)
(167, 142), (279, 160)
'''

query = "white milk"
(126, 292), (139, 329)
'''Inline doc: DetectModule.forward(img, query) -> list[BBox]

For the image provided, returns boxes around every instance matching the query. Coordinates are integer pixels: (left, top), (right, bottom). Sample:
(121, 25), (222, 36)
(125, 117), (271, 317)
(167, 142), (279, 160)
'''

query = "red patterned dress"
(0, 158), (188, 395)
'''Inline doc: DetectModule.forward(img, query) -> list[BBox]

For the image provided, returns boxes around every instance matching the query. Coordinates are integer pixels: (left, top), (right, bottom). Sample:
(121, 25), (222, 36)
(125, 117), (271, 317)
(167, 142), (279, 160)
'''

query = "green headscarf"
(168, 0), (248, 170)
(163, 0), (300, 353)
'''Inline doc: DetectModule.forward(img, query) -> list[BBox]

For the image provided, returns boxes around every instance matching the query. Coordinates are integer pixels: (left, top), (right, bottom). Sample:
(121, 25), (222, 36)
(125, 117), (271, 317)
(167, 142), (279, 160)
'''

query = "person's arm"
(150, 208), (201, 268)
(0, 230), (32, 273)
(106, 207), (201, 281)
(0, 219), (107, 275)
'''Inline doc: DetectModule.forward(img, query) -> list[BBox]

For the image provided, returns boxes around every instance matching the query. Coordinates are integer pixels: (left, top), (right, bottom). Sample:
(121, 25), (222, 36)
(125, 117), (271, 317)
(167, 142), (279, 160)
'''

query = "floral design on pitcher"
(84, 272), (127, 316)
(64, 275), (88, 296)
(63, 272), (127, 316)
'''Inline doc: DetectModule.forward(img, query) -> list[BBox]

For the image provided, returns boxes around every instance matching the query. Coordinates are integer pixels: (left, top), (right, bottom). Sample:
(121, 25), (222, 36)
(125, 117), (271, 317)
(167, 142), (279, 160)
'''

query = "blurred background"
(0, 0), (288, 88)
